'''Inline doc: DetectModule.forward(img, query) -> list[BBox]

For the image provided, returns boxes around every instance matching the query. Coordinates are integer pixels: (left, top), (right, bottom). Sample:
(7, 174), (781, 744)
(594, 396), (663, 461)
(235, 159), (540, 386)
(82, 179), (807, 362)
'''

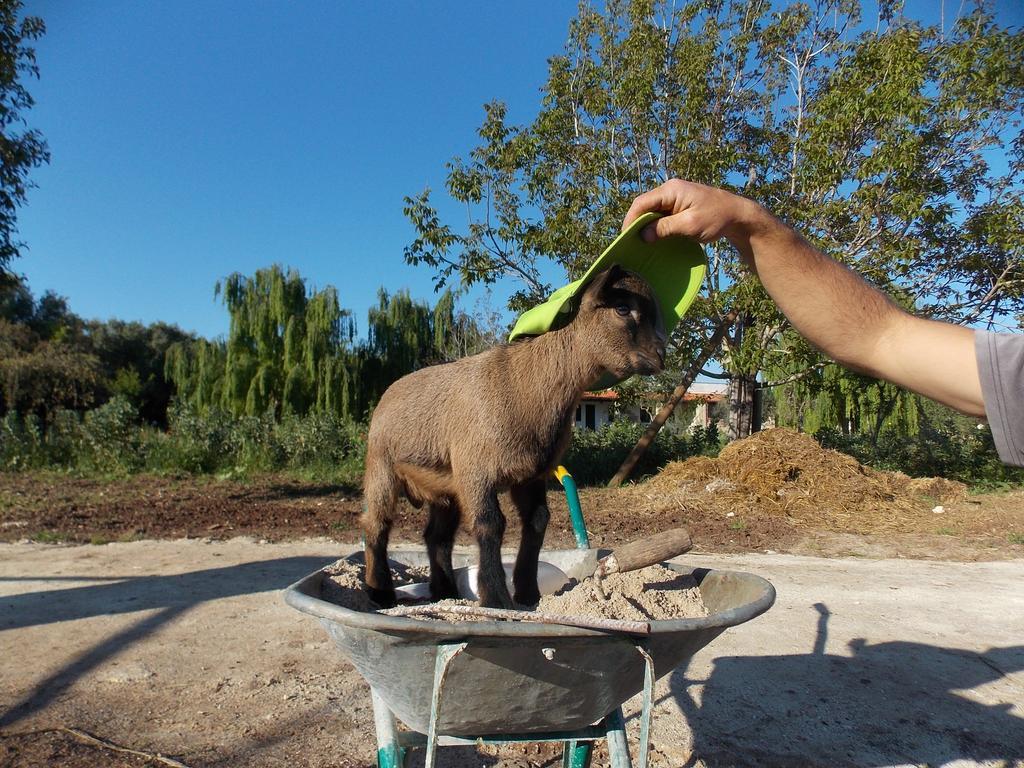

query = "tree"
(164, 267), (484, 422)
(349, 286), (488, 418)
(0, 0), (49, 278)
(403, 0), (1023, 453)
(0, 277), (101, 418)
(0, 277), (193, 423)
(165, 265), (358, 419)
(86, 319), (193, 425)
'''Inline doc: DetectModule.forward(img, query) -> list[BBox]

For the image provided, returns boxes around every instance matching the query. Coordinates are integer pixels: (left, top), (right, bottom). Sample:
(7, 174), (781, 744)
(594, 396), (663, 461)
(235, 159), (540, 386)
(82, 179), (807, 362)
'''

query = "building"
(573, 382), (729, 431)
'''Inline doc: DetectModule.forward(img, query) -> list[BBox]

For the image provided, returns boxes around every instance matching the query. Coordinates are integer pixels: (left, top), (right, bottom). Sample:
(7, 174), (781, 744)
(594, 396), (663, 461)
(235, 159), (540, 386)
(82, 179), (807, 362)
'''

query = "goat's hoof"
(367, 586), (397, 609)
(429, 580), (459, 602)
(479, 591), (516, 610)
(513, 586), (541, 607)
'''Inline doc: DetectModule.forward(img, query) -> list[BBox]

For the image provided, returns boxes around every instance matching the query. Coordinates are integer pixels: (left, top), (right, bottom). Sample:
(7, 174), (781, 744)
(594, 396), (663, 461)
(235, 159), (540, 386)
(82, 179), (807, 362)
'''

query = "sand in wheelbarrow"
(320, 560), (707, 621)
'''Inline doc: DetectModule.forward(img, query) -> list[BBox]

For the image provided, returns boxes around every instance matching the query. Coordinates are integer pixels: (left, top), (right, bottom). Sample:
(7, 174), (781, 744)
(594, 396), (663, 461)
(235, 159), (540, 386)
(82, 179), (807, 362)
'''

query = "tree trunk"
(607, 312), (737, 488)
(727, 373), (760, 440)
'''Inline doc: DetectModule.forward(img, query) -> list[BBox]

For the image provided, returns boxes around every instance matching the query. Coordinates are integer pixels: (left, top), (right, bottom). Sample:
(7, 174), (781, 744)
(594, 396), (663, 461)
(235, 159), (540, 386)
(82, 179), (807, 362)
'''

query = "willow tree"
(163, 338), (226, 414)
(166, 266), (356, 418)
(404, 0), (1023, 447)
(349, 287), (487, 417)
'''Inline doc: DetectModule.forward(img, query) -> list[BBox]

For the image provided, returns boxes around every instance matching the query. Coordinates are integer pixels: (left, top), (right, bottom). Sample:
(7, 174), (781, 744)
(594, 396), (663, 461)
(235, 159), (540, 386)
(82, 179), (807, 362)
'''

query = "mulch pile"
(627, 428), (967, 535)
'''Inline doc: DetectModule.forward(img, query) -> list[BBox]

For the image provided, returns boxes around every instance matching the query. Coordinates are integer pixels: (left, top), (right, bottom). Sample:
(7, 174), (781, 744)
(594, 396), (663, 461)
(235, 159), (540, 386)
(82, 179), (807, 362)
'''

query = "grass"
(30, 530), (67, 543)
(728, 519), (747, 531)
(936, 527), (957, 536)
(1009, 532), (1024, 545)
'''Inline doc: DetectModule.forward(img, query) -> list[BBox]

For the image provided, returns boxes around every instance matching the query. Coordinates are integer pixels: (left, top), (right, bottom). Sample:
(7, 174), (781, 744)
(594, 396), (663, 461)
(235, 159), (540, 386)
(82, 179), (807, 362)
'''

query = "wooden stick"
(18, 727), (195, 768)
(381, 603), (650, 634)
(597, 527), (693, 577)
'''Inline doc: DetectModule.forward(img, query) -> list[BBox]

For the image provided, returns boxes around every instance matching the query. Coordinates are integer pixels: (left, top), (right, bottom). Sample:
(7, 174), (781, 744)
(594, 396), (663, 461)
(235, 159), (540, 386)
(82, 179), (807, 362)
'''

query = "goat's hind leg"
(510, 477), (550, 606)
(424, 497), (461, 601)
(360, 459), (398, 608)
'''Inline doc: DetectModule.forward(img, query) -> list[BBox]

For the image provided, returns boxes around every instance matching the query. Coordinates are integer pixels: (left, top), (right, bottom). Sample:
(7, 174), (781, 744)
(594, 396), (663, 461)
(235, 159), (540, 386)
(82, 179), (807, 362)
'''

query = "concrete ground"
(1, 538), (1022, 767)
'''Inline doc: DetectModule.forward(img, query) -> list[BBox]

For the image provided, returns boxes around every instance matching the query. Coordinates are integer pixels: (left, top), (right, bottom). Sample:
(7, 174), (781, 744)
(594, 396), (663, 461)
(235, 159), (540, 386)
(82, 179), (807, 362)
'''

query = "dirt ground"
(2, 538), (1023, 768)
(2, 443), (1024, 767)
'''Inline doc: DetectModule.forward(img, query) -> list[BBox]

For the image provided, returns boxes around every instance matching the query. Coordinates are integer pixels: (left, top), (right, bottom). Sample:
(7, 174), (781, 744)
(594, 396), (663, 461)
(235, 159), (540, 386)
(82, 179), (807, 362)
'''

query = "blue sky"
(14, 1), (1024, 341)
(17, 1), (579, 339)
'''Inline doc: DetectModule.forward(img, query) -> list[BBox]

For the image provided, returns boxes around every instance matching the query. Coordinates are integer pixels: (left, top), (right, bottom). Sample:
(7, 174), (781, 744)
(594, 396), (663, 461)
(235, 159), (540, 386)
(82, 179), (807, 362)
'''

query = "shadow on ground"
(671, 604), (1024, 767)
(0, 555), (334, 728)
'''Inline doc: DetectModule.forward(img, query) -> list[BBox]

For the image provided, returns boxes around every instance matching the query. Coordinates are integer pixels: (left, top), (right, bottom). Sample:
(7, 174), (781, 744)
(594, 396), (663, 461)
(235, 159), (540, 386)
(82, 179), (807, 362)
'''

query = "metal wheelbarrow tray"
(284, 548), (775, 739)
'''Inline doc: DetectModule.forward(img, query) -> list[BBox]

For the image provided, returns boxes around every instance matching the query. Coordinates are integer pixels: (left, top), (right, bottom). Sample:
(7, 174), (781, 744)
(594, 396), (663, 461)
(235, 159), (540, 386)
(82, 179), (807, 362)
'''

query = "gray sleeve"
(976, 330), (1024, 468)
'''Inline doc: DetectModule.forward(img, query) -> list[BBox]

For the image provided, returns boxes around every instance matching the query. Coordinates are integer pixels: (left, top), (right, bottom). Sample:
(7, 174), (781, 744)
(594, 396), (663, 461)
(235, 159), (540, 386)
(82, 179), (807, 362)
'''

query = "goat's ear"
(581, 264), (626, 308)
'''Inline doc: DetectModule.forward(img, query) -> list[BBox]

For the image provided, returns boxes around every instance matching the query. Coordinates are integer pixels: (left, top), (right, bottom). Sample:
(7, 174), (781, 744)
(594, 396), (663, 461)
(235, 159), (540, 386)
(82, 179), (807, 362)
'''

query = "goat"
(360, 265), (667, 609)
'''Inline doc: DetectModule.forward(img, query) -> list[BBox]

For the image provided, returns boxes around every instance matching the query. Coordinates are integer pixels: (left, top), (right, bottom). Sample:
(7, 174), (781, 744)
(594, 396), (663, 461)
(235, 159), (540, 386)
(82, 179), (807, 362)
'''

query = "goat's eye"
(614, 304), (631, 317)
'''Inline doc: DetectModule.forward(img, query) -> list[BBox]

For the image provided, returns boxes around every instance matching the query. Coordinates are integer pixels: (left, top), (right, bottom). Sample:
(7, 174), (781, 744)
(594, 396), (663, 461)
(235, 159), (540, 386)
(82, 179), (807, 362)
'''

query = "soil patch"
(2, 427), (1024, 560)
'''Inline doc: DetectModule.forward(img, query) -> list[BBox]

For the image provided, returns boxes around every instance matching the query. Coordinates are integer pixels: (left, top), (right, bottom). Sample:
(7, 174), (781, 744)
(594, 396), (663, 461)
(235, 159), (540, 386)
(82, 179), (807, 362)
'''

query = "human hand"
(622, 179), (768, 257)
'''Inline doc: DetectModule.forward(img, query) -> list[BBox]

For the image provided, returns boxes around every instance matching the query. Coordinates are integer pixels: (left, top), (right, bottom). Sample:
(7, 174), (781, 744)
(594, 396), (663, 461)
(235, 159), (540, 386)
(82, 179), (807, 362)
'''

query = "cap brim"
(509, 212), (706, 341)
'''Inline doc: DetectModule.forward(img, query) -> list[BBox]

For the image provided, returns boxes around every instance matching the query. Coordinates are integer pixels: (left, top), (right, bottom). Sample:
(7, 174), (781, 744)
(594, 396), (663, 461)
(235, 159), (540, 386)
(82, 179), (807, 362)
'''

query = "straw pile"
(634, 428), (966, 534)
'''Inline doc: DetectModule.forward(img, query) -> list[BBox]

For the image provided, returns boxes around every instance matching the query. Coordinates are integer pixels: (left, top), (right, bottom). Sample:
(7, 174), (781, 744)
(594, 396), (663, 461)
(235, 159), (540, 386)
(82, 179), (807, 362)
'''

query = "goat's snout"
(632, 344), (665, 376)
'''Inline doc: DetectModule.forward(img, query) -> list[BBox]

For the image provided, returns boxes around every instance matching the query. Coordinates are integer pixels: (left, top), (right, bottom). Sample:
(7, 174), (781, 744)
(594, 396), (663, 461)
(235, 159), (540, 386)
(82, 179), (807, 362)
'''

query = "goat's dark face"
(579, 265), (668, 380)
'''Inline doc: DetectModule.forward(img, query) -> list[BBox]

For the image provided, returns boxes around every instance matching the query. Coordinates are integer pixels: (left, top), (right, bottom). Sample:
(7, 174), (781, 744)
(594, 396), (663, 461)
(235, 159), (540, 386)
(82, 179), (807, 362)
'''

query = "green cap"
(508, 212), (706, 342)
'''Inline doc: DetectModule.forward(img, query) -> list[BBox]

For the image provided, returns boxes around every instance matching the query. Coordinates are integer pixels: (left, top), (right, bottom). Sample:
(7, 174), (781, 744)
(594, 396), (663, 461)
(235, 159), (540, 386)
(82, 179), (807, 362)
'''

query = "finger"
(647, 210), (698, 241)
(622, 184), (676, 230)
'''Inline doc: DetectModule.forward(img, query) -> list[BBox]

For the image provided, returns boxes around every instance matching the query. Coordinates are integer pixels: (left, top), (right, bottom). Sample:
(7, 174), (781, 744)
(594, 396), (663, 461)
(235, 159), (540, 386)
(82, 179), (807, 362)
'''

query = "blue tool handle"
(555, 466), (590, 550)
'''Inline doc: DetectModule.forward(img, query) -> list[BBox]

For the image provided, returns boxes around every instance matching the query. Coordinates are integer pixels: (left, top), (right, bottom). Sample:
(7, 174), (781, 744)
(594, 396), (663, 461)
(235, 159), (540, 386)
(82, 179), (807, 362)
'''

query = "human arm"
(623, 179), (985, 417)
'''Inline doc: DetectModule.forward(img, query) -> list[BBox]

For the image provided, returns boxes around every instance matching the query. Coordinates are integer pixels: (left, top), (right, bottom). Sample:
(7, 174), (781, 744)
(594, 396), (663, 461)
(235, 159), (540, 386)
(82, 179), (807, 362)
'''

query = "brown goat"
(360, 265), (667, 609)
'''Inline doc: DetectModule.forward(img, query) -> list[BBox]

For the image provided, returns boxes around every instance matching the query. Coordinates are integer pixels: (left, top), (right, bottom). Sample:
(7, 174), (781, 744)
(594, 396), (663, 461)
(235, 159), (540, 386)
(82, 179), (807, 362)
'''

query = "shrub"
(0, 411), (46, 470)
(276, 412), (366, 482)
(45, 409), (82, 468)
(146, 401), (238, 474)
(78, 396), (144, 474)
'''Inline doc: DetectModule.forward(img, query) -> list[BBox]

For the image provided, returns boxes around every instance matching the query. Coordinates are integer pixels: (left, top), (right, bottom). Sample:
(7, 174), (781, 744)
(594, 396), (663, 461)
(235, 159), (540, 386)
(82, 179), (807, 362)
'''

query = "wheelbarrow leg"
(604, 708), (632, 768)
(562, 739), (592, 768)
(635, 644), (655, 768)
(424, 642), (467, 768)
(605, 643), (656, 768)
(371, 687), (406, 768)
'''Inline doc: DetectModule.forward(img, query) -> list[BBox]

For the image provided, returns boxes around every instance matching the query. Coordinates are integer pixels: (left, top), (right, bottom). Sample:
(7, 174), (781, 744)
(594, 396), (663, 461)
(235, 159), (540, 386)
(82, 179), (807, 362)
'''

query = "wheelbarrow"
(284, 468), (775, 767)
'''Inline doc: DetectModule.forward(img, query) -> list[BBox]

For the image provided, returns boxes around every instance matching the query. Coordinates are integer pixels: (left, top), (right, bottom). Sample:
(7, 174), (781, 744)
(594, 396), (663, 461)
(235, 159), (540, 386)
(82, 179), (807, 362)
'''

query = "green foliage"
(0, 398), (369, 483)
(86, 318), (192, 425)
(79, 396), (142, 474)
(0, 330), (104, 416)
(211, 265), (356, 418)
(349, 287), (486, 417)
(166, 266), (480, 423)
(0, 410), (43, 469)
(1, 278), (194, 426)
(145, 400), (239, 474)
(403, 0), (1024, 439)
(814, 399), (1024, 485)
(774, 362), (920, 440)
(564, 420), (720, 486)
(0, 0), (49, 276)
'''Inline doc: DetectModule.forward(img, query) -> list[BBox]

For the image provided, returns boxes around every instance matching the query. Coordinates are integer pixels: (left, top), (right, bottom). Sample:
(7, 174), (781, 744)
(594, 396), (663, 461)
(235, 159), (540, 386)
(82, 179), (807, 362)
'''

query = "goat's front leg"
(510, 477), (550, 606)
(424, 498), (461, 601)
(461, 485), (513, 609)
